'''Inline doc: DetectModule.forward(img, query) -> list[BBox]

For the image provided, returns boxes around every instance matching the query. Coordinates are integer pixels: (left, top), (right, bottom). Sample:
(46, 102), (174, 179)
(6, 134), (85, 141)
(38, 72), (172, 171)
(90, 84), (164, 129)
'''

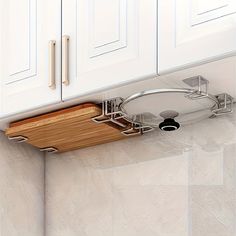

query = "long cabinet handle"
(62, 35), (70, 86)
(49, 40), (56, 89)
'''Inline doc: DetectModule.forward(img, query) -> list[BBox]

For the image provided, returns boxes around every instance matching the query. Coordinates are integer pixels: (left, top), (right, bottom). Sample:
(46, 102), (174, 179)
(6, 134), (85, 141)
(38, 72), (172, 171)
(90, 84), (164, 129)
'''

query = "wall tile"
(46, 154), (113, 236)
(0, 132), (44, 236)
(113, 186), (189, 236)
(45, 104), (236, 236)
(189, 147), (224, 186)
(190, 186), (236, 236)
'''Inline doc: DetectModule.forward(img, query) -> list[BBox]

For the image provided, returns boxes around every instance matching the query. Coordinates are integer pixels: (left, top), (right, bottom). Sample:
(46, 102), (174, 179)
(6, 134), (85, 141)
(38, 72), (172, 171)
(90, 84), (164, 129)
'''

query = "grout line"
(43, 152), (47, 236)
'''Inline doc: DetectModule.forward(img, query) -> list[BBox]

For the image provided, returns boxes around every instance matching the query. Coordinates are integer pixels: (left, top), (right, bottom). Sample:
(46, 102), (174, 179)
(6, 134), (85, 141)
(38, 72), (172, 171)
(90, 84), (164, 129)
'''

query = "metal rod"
(49, 40), (56, 89)
(62, 35), (70, 86)
(120, 88), (219, 109)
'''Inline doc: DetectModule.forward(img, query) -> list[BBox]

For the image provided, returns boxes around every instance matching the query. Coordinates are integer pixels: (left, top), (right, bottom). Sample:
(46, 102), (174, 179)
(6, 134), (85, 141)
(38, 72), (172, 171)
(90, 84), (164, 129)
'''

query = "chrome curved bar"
(121, 88), (218, 106)
(119, 88), (219, 114)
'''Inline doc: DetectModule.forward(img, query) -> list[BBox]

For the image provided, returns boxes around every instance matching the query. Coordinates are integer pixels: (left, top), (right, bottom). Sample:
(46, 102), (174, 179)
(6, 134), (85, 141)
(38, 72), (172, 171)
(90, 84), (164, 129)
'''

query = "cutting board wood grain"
(5, 103), (129, 153)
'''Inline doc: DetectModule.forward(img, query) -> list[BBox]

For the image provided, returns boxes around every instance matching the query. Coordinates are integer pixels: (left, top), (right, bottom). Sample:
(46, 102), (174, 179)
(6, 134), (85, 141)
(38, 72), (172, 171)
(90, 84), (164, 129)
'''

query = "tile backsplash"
(0, 106), (235, 236)
(0, 132), (44, 236)
(45, 105), (236, 236)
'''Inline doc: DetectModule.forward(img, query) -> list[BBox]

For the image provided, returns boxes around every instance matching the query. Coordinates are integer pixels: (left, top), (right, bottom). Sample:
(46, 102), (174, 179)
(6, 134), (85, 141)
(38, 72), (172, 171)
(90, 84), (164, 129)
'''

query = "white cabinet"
(0, 0), (62, 117)
(3, 0), (236, 122)
(0, 0), (156, 118)
(158, 0), (236, 74)
(62, 0), (157, 101)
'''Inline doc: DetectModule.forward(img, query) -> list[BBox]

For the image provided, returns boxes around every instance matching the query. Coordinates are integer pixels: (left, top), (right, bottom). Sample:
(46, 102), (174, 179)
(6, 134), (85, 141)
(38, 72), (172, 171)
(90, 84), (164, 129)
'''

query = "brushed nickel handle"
(49, 40), (56, 89)
(62, 35), (70, 86)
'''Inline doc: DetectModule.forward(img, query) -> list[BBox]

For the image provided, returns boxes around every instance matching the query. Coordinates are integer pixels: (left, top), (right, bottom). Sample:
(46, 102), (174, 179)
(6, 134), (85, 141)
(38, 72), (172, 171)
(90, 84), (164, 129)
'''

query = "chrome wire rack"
(92, 76), (234, 136)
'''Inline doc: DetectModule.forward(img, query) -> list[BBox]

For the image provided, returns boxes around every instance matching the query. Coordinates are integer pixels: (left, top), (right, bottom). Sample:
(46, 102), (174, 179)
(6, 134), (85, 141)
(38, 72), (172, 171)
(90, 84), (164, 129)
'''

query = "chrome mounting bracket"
(183, 75), (209, 100)
(39, 147), (58, 154)
(121, 123), (154, 136)
(183, 76), (234, 116)
(92, 97), (126, 128)
(212, 93), (234, 116)
(92, 97), (154, 136)
(8, 135), (28, 143)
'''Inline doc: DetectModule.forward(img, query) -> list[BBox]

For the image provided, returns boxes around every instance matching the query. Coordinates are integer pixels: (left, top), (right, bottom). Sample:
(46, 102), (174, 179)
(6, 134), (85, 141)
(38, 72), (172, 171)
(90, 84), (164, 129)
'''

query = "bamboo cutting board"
(5, 103), (128, 153)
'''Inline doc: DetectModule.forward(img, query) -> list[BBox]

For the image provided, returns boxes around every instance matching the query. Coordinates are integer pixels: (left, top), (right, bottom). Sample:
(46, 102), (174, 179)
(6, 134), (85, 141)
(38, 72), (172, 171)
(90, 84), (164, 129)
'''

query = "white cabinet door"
(0, 0), (62, 118)
(158, 0), (236, 74)
(62, 0), (157, 101)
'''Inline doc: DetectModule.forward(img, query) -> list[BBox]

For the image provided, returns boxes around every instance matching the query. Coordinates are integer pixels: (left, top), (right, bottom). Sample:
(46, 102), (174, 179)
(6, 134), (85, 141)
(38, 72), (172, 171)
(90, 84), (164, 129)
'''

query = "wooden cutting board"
(5, 103), (129, 153)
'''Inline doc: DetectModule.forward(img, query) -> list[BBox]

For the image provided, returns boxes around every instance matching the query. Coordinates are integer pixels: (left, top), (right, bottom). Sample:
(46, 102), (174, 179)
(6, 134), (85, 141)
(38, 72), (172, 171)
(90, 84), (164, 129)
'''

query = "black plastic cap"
(159, 118), (180, 131)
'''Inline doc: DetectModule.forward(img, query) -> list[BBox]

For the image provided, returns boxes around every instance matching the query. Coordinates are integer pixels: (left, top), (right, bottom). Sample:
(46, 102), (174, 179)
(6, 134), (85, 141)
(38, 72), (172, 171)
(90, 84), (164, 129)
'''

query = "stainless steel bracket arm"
(92, 98), (154, 136)
(212, 93), (234, 116)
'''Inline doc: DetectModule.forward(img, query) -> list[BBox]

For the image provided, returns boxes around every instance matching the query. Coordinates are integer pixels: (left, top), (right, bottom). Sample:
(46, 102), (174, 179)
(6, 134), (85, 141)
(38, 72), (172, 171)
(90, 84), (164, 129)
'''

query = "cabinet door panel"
(89, 0), (127, 57)
(62, 0), (157, 100)
(0, 0), (61, 118)
(8, 0), (36, 84)
(158, 0), (236, 74)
